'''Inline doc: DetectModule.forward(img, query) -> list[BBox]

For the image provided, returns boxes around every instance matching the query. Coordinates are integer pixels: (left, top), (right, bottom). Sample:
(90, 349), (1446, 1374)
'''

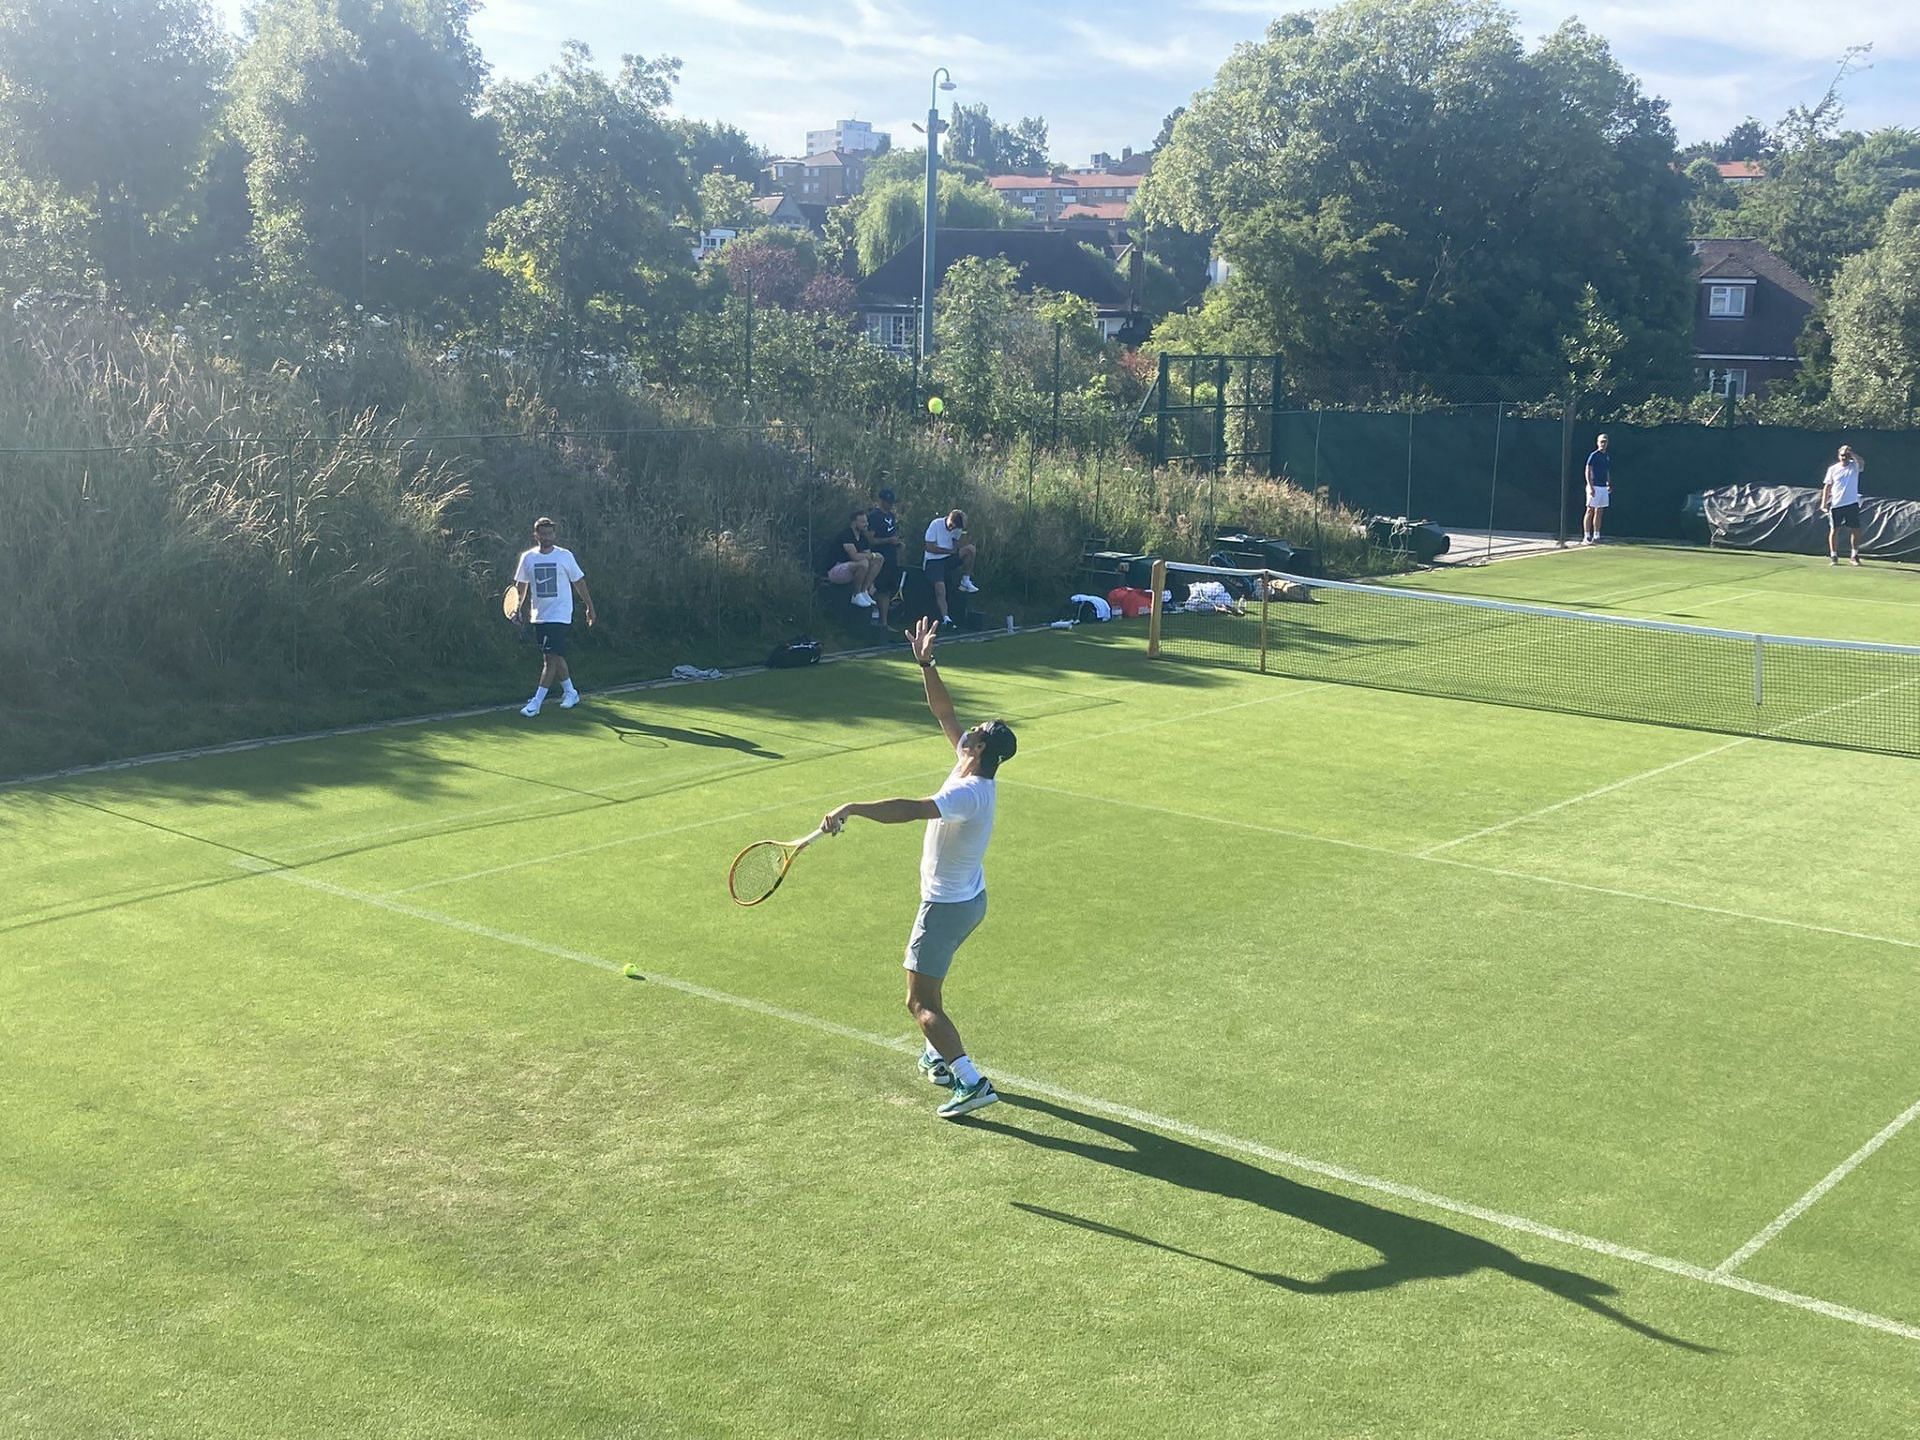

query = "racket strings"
(730, 842), (787, 904)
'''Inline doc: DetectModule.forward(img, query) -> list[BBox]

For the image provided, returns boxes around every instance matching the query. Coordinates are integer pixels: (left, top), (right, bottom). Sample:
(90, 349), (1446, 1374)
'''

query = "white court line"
(1715, 1094), (1920, 1276)
(1011, 782), (1920, 955)
(236, 858), (1920, 1346)
(1682, 590), (1762, 611)
(1419, 738), (1752, 857)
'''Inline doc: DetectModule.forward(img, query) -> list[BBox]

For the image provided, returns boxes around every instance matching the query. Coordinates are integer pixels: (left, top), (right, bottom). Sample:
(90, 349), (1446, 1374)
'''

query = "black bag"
(766, 637), (822, 669)
(1366, 515), (1450, 561)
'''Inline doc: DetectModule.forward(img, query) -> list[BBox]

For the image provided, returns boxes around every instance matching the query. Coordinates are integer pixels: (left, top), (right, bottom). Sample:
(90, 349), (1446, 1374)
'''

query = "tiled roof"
(1057, 201), (1131, 221)
(1716, 160), (1766, 181)
(1691, 239), (1816, 305)
(987, 172), (1144, 192)
(856, 227), (1130, 311)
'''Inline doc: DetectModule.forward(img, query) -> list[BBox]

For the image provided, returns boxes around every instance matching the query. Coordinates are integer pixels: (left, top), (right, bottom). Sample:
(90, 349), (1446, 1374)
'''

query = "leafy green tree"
(930, 256), (1115, 439)
(697, 171), (758, 230)
(0, 0), (227, 292)
(1560, 284), (1628, 402)
(863, 147), (986, 190)
(231, 0), (503, 314)
(943, 103), (1049, 173)
(484, 42), (693, 353)
(1138, 1), (1692, 391)
(853, 174), (1018, 275)
(1731, 121), (1920, 286)
(720, 228), (814, 308)
(675, 117), (764, 185)
(1827, 192), (1920, 424)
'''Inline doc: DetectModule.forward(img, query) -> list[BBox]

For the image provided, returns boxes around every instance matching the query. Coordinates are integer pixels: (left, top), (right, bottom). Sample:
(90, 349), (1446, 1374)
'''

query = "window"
(1708, 285), (1748, 317)
(1703, 367), (1748, 397)
(865, 313), (914, 351)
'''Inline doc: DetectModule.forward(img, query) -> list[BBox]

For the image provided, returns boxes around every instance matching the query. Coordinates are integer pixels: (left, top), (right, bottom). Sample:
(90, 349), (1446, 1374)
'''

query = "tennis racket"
(728, 827), (831, 907)
(501, 585), (524, 625)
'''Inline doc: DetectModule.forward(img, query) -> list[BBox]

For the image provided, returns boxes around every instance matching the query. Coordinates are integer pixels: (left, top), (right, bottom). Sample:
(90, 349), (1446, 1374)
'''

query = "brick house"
(1690, 238), (1817, 399)
(761, 149), (871, 204)
(987, 170), (1144, 224)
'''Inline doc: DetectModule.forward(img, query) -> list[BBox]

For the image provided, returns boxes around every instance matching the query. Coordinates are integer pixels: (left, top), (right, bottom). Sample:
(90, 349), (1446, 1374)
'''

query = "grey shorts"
(903, 893), (987, 979)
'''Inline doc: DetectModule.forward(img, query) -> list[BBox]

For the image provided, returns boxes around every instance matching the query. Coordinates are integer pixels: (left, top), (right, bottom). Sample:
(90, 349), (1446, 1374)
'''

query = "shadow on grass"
(974, 1093), (1714, 1353)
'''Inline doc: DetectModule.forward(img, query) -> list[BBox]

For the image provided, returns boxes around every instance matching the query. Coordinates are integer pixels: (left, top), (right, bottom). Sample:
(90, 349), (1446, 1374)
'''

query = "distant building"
(854, 227), (1138, 352)
(1715, 160), (1766, 185)
(761, 149), (873, 204)
(749, 193), (813, 231)
(987, 170), (1145, 224)
(1085, 147), (1153, 175)
(806, 120), (890, 157)
(1689, 238), (1816, 398)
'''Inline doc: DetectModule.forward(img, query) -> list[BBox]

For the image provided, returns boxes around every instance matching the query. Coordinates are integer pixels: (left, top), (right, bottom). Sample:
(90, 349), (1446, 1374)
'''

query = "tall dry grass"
(0, 307), (1387, 776)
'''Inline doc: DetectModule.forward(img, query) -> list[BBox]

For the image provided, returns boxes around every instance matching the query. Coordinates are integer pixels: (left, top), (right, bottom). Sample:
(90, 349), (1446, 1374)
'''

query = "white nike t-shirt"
(514, 546), (585, 624)
(920, 745), (996, 903)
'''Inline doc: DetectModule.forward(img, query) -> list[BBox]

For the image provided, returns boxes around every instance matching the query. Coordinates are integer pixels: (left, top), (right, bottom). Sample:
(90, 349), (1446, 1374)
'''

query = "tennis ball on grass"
(622, 964), (644, 980)
(927, 396), (945, 415)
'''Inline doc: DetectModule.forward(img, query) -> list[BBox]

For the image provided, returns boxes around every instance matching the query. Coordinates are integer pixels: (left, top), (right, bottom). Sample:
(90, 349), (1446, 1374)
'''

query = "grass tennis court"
(6, 544), (1919, 1437)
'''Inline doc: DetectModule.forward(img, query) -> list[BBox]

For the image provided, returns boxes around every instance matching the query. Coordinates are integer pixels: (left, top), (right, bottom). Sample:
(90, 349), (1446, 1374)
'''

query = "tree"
(852, 174), (1018, 275)
(720, 228), (814, 308)
(0, 0), (227, 292)
(232, 0), (503, 314)
(675, 118), (764, 185)
(1827, 192), (1920, 425)
(1152, 106), (1185, 153)
(483, 43), (694, 353)
(1138, 1), (1692, 392)
(943, 102), (1049, 173)
(697, 171), (758, 230)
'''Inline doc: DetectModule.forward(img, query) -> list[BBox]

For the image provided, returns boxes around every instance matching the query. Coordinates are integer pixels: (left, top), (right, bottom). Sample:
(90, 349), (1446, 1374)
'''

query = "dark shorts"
(924, 555), (950, 582)
(875, 552), (903, 592)
(1830, 502), (1862, 529)
(533, 622), (570, 655)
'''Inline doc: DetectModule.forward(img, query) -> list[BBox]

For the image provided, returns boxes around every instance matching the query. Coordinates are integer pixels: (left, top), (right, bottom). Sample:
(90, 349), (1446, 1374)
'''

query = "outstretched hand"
(910, 615), (939, 665)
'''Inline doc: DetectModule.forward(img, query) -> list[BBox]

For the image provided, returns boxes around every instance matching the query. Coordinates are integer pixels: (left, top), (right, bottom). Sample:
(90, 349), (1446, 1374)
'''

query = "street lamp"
(920, 67), (956, 369)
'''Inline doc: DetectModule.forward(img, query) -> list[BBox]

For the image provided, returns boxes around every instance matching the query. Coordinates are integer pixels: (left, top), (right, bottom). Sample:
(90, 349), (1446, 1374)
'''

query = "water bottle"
(1005, 614), (1016, 634)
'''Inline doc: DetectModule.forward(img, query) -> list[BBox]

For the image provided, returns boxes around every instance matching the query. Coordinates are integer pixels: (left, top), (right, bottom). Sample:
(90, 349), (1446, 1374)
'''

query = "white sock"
(950, 1054), (982, 1087)
(531, 685), (549, 704)
(562, 679), (578, 697)
(922, 1042), (943, 1063)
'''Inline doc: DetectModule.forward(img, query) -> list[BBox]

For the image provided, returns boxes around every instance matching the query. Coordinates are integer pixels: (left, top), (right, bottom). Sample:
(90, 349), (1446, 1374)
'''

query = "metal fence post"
(1558, 390), (1576, 547)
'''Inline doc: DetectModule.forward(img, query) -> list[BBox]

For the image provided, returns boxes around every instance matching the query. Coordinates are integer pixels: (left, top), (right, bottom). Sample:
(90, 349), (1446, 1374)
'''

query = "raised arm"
(910, 616), (962, 748)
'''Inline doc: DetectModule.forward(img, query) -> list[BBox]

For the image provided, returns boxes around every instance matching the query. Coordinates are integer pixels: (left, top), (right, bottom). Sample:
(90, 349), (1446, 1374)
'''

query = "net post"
(1258, 569), (1271, 674)
(1754, 634), (1764, 708)
(1147, 559), (1167, 659)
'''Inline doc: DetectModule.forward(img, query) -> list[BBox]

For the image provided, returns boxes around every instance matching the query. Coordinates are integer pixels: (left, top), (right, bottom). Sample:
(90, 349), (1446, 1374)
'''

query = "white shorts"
(1587, 485), (1610, 509)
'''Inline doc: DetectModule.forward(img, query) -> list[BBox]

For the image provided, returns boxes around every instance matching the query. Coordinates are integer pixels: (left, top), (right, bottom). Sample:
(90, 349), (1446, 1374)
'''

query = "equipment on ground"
(1144, 559), (1920, 759)
(727, 827), (831, 906)
(1683, 484), (1920, 562)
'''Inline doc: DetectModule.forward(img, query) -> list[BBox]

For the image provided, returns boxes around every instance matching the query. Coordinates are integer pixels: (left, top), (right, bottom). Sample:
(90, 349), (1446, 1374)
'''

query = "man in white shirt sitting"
(1821, 444), (1866, 567)
(822, 616), (1016, 1119)
(922, 508), (979, 628)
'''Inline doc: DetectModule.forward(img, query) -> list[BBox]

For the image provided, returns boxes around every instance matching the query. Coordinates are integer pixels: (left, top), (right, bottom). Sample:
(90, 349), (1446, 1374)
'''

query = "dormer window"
(1708, 285), (1748, 317)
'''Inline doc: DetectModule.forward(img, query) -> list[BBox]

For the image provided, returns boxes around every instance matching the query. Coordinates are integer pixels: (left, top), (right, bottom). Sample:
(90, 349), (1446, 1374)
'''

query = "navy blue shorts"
(924, 556), (950, 582)
(1830, 502), (1862, 529)
(533, 622), (570, 655)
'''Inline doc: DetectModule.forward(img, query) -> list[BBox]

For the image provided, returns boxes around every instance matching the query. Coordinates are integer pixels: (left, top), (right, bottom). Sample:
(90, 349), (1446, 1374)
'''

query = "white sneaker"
(1851, 556), (1863, 567)
(958, 576), (980, 594)
(850, 590), (874, 608)
(560, 689), (581, 708)
(520, 700), (542, 717)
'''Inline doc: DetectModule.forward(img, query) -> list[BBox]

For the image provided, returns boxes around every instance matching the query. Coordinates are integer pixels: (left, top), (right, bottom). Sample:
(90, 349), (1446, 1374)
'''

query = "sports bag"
(765, 637), (823, 669)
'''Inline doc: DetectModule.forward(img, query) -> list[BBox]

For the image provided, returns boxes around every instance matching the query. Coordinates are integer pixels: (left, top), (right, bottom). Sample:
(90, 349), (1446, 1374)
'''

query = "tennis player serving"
(822, 616), (1016, 1119)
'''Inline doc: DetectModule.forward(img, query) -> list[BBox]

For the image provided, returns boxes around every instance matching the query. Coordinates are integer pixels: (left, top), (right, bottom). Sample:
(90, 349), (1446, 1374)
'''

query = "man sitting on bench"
(824, 508), (885, 617)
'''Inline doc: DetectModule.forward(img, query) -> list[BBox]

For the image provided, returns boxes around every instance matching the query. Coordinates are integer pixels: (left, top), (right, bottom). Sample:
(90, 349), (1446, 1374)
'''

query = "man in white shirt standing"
(511, 516), (596, 715)
(922, 507), (979, 628)
(823, 616), (1016, 1119)
(1821, 444), (1866, 567)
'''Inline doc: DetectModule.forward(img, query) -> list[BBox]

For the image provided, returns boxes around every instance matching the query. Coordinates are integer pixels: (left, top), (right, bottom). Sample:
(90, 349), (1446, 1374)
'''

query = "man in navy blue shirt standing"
(1583, 434), (1612, 545)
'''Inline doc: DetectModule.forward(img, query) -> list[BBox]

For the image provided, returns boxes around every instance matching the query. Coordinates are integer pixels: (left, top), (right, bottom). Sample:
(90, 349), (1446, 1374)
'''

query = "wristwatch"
(918, 658), (936, 668)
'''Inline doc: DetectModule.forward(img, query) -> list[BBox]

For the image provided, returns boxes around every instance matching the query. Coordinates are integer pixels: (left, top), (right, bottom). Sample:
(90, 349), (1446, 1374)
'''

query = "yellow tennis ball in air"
(927, 396), (945, 415)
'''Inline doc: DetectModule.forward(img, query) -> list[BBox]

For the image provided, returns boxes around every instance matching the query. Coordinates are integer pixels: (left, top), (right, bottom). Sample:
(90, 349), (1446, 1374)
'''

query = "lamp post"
(920, 67), (956, 371)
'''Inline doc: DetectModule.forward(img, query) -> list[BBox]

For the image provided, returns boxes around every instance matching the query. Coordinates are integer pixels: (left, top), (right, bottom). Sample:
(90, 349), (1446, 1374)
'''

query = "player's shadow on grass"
(975, 1094), (1713, 1353)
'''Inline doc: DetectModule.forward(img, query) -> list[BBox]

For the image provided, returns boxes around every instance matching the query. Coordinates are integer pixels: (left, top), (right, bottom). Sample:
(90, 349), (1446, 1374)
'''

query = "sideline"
(235, 856), (1920, 1347)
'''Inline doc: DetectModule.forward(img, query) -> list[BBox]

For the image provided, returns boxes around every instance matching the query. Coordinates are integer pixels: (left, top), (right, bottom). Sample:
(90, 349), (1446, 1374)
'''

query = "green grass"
(6, 545), (1920, 1437)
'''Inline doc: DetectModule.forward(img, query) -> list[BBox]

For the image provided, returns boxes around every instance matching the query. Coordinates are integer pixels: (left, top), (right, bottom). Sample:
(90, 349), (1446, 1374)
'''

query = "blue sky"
(215, 2), (1918, 164)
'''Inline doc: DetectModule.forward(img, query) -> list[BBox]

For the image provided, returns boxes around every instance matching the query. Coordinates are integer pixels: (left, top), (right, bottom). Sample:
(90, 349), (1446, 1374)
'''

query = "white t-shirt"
(924, 517), (963, 561)
(514, 546), (585, 624)
(921, 745), (996, 903)
(1824, 461), (1861, 507)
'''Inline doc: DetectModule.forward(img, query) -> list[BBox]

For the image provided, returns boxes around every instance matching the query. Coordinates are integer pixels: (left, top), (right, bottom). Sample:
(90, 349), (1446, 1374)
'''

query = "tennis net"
(1146, 560), (1920, 758)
